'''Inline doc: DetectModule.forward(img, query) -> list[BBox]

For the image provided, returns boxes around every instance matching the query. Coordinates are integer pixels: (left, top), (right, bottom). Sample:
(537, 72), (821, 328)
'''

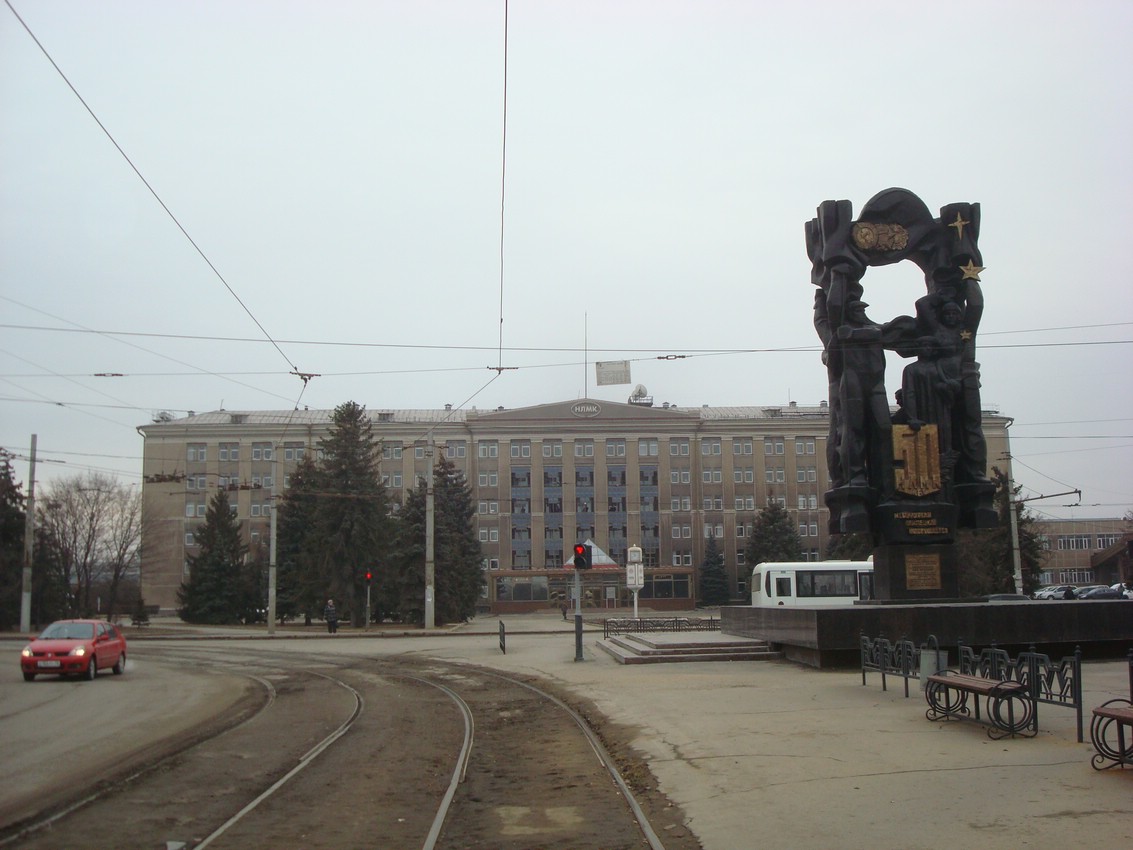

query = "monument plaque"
(904, 553), (942, 591)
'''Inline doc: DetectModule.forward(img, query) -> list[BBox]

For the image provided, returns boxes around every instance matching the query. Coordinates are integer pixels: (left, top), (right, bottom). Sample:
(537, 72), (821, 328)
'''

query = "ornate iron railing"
(957, 640), (1084, 742)
(602, 617), (720, 639)
(860, 633), (944, 698)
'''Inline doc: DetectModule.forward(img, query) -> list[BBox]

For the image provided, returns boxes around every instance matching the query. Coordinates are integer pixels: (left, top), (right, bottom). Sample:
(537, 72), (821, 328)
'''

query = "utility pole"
(425, 437), (435, 629)
(267, 444), (278, 636)
(20, 435), (37, 633)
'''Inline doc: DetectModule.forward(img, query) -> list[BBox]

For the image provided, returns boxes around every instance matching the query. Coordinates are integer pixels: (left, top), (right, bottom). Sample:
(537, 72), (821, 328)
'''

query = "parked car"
(1111, 583), (1133, 600)
(1076, 586), (1127, 600)
(20, 619), (127, 682)
(1033, 585), (1075, 599)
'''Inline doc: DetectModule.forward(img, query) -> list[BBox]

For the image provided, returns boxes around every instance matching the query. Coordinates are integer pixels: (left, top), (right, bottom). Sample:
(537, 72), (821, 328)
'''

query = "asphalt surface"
(6, 611), (1132, 849)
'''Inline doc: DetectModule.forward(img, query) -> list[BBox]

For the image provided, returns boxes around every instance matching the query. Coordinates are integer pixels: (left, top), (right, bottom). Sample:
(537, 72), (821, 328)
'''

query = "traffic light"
(572, 543), (592, 570)
(365, 570), (373, 586)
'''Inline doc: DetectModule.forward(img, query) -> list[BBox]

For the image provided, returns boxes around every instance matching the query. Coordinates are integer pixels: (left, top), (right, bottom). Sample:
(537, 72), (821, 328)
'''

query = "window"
(511, 440), (531, 458)
(542, 441), (563, 458)
(479, 528), (489, 543)
(798, 496), (807, 510)
(765, 469), (775, 483)
(672, 526), (682, 539)
(1057, 535), (1093, 550)
(219, 442), (238, 462)
(733, 439), (753, 455)
(810, 523), (819, 537)
(704, 524), (723, 538)
(478, 472), (498, 487)
(512, 498), (530, 514)
(638, 439), (659, 457)
(681, 470), (691, 484)
(185, 504), (196, 518)
(670, 439), (690, 456)
(703, 498), (713, 510)
(574, 440), (594, 457)
(799, 523), (809, 536)
(640, 496), (659, 511)
(682, 497), (691, 511)
(477, 441), (498, 458)
(446, 442), (466, 458)
(544, 468), (563, 488)
(511, 469), (531, 488)
(252, 442), (272, 461)
(737, 498), (746, 511)
(776, 469), (785, 483)
(1097, 534), (1119, 548)
(606, 439), (626, 457)
(545, 497), (563, 513)
(737, 524), (747, 537)
(608, 467), (626, 487)
(576, 468), (594, 487)
(809, 495), (818, 509)
(765, 438), (784, 456)
(576, 497), (593, 513)
(640, 468), (659, 486)
(608, 496), (627, 512)
(673, 499), (683, 511)
(701, 439), (721, 456)
(545, 526), (563, 541)
(671, 471), (681, 484)
(737, 553), (747, 568)
(185, 533), (195, 547)
(187, 443), (206, 463)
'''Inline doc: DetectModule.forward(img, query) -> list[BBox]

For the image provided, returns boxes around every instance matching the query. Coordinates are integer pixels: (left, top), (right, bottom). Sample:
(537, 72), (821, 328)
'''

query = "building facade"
(138, 398), (1013, 615)
(1031, 517), (1133, 586)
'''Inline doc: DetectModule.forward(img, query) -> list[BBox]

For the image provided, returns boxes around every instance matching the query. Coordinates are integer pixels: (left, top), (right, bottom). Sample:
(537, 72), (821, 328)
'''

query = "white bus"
(751, 559), (874, 607)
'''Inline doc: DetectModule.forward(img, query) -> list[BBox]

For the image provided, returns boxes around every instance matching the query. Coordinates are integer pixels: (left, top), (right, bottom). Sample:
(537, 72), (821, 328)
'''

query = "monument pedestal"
(872, 544), (958, 601)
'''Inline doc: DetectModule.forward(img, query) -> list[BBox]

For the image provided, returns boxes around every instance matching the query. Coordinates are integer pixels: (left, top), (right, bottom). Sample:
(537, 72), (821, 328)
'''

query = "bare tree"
(39, 473), (142, 618)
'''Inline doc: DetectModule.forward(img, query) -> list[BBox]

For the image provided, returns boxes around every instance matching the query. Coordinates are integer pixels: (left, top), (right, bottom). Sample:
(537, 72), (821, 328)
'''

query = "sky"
(2, 0), (1131, 524)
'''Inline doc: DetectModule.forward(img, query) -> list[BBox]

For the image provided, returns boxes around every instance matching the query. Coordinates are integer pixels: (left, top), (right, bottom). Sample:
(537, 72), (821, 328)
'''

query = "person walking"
(324, 598), (339, 634)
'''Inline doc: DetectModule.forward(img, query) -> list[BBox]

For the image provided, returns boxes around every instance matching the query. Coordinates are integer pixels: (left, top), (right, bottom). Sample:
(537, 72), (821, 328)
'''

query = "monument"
(805, 188), (997, 600)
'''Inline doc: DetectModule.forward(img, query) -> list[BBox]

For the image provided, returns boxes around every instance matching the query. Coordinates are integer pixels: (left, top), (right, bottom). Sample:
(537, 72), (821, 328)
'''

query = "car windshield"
(40, 622), (94, 640)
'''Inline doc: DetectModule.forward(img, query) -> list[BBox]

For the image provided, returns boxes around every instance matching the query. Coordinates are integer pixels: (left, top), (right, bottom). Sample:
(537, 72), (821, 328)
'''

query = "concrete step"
(597, 633), (782, 665)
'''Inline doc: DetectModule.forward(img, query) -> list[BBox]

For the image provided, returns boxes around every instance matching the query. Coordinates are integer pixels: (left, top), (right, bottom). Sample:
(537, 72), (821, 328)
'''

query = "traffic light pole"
(573, 567), (584, 662)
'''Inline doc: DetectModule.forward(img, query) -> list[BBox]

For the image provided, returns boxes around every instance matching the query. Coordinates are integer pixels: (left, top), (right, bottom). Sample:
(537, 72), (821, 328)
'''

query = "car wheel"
(23, 672), (35, 682)
(113, 653), (126, 675)
(86, 656), (97, 681)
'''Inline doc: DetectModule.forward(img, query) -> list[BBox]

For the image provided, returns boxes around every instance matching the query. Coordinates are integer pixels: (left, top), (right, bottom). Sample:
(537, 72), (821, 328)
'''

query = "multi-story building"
(138, 398), (1013, 615)
(1032, 517), (1133, 586)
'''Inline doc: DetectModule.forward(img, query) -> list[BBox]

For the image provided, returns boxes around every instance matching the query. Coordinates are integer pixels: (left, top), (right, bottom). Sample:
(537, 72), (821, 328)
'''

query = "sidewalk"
(402, 613), (1132, 850)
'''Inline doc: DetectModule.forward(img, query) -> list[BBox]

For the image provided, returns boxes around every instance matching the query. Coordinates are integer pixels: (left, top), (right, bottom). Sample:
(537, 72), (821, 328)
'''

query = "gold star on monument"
(948, 212), (969, 240)
(960, 330), (973, 341)
(959, 260), (984, 281)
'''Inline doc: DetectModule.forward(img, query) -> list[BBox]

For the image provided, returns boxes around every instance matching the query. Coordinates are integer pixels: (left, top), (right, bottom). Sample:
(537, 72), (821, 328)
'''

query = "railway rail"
(2, 644), (680, 850)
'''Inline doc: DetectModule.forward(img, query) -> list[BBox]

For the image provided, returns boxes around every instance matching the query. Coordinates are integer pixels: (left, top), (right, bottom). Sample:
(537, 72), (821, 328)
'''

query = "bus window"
(775, 576), (792, 598)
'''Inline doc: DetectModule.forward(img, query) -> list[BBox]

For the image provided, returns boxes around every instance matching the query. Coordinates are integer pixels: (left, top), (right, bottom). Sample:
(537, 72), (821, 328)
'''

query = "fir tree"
(698, 533), (730, 606)
(275, 456), (324, 623)
(178, 490), (248, 623)
(0, 450), (26, 629)
(313, 402), (391, 626)
(825, 532), (874, 561)
(391, 455), (484, 625)
(955, 467), (1045, 596)
(745, 499), (804, 566)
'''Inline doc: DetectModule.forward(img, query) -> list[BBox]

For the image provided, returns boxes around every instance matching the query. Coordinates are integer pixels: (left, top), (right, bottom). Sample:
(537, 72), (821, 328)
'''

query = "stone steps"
(597, 633), (782, 665)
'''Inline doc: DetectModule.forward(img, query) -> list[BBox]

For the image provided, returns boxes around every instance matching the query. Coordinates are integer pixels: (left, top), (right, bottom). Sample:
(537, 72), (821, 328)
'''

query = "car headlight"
(21, 646), (32, 658)
(69, 646), (87, 657)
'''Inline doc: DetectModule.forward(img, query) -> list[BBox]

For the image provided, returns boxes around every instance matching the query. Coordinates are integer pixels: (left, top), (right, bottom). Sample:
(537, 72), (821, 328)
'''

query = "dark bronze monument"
(806, 188), (997, 600)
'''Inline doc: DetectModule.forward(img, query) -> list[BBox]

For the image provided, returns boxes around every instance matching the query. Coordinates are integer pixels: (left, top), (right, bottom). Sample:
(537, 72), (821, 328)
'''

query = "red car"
(20, 619), (128, 681)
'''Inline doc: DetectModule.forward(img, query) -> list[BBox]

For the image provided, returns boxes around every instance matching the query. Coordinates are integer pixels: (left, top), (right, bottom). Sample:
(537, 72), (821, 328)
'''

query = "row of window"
(187, 443), (306, 463)
(1054, 534), (1122, 551)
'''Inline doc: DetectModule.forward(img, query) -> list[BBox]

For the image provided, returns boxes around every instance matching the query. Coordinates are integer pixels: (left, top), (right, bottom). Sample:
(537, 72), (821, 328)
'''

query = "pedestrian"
(324, 598), (338, 634)
(560, 601), (568, 621)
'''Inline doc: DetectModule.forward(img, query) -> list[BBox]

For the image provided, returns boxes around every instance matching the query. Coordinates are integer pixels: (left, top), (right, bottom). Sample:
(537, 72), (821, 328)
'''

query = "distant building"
(138, 398), (1013, 615)
(1032, 517), (1133, 586)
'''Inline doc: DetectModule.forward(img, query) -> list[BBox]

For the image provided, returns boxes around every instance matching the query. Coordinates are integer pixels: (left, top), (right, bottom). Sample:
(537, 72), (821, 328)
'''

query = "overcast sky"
(2, 0), (1130, 523)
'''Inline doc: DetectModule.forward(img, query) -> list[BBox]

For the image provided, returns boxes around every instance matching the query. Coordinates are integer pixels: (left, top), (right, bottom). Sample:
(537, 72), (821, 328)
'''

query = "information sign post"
(626, 545), (644, 619)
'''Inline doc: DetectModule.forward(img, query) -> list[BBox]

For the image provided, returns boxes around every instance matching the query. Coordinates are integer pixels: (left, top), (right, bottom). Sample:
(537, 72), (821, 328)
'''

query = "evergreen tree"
(698, 533), (730, 606)
(825, 532), (874, 561)
(391, 455), (484, 625)
(275, 456), (324, 623)
(0, 450), (26, 630)
(955, 467), (1045, 596)
(178, 490), (248, 623)
(312, 402), (391, 626)
(745, 499), (804, 566)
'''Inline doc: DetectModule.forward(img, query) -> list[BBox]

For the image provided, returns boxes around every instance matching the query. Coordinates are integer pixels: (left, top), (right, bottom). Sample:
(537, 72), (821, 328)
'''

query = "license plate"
(38, 660), (61, 668)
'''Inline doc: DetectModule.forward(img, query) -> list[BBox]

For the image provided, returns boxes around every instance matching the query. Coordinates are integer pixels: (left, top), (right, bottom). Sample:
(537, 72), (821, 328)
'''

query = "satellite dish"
(631, 384), (648, 399)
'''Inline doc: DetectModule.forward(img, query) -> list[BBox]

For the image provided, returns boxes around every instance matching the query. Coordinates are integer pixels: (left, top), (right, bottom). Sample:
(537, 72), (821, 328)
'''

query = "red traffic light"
(572, 543), (592, 570)
(365, 571), (373, 582)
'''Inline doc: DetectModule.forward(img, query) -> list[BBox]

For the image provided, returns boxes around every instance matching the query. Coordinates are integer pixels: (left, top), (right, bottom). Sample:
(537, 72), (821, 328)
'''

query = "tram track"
(3, 643), (694, 850)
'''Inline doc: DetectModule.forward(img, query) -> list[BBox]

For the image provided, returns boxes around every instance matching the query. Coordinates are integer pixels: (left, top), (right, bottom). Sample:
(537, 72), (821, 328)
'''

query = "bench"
(1090, 702), (1133, 770)
(1089, 649), (1133, 770)
(925, 670), (1036, 739)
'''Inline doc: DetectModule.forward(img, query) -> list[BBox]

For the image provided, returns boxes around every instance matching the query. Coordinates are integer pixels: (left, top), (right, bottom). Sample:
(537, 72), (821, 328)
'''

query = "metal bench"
(1089, 650), (1133, 770)
(925, 670), (1035, 739)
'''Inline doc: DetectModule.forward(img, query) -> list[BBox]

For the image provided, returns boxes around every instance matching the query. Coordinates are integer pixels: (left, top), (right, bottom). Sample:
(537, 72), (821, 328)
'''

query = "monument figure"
(806, 189), (997, 599)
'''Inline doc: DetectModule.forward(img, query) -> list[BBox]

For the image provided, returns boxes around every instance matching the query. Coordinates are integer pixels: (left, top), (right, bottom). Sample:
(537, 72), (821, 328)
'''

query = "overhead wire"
(4, 0), (303, 381)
